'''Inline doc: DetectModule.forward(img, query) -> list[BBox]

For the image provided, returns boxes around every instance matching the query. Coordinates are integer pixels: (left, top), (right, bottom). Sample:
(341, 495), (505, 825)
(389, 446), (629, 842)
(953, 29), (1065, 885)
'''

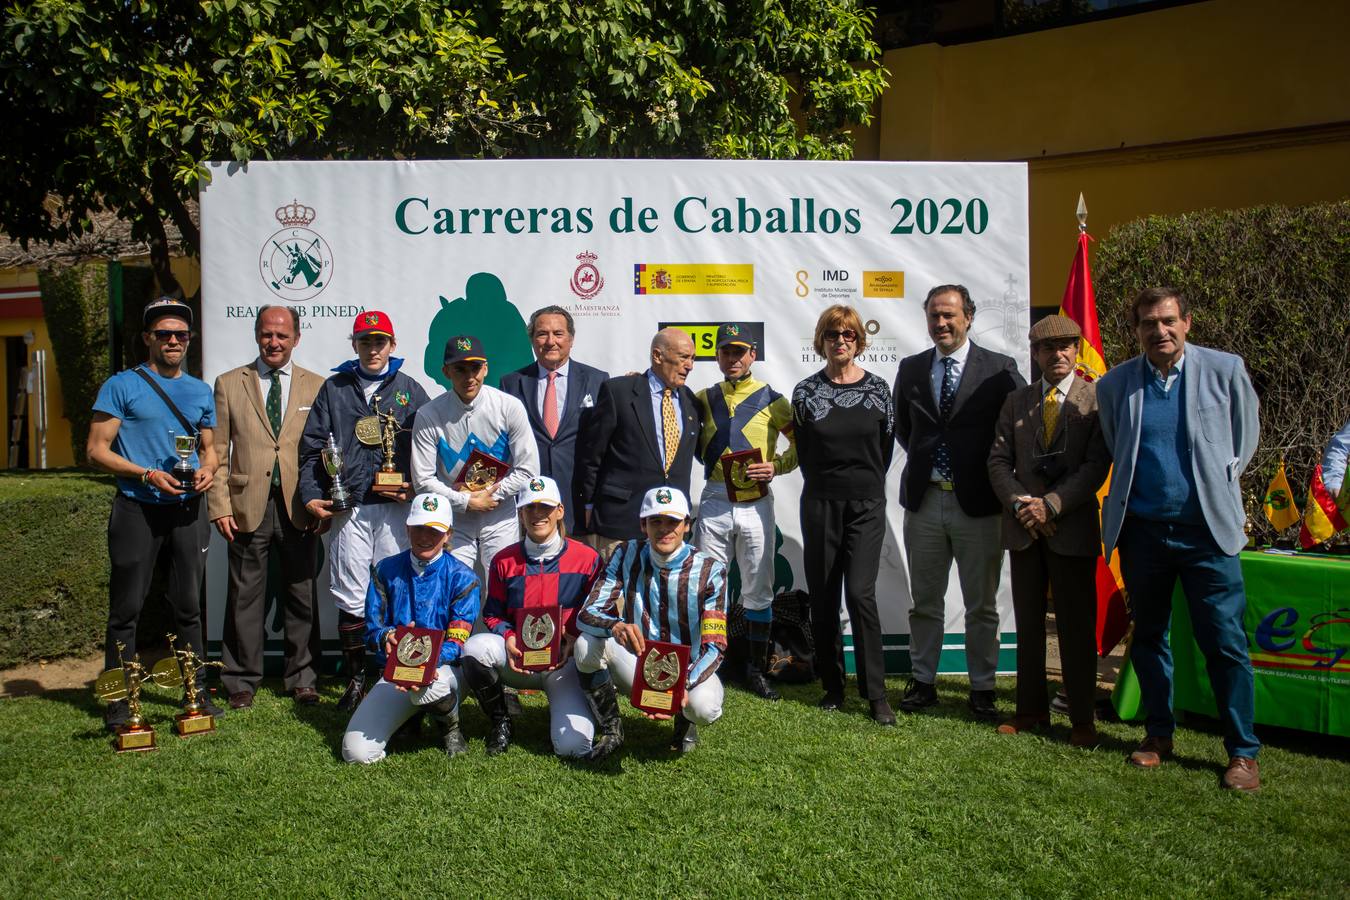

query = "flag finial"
(1076, 193), (1088, 232)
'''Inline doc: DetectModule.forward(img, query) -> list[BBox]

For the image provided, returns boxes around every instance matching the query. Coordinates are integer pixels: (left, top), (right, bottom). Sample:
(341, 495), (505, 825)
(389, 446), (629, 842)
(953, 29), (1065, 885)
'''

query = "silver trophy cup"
(322, 432), (354, 511)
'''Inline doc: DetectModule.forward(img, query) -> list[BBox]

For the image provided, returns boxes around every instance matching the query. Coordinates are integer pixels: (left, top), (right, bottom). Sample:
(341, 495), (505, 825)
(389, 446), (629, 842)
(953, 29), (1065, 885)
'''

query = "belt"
(930, 480), (954, 492)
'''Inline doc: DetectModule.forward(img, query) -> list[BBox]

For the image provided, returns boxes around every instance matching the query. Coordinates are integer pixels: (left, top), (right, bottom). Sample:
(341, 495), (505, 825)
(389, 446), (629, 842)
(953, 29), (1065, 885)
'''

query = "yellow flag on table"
(1262, 459), (1299, 531)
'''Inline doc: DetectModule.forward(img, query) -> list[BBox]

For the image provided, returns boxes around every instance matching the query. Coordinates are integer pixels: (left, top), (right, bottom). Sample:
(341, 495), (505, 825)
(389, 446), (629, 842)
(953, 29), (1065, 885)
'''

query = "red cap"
(351, 310), (394, 338)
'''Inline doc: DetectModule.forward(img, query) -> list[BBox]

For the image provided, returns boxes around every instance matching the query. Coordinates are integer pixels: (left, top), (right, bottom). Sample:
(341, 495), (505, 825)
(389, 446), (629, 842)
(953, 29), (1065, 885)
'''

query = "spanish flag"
(1262, 459), (1300, 531)
(1057, 223), (1127, 655)
(1298, 464), (1348, 549)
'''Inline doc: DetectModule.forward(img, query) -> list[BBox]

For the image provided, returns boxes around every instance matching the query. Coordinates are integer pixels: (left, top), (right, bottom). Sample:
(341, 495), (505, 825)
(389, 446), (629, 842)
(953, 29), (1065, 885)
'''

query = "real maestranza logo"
(260, 200), (334, 301)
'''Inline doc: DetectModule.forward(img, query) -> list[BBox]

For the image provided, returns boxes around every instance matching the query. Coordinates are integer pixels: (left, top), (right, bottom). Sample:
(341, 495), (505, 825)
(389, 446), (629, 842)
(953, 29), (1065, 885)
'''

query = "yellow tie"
(1042, 386), (1060, 440)
(661, 388), (679, 473)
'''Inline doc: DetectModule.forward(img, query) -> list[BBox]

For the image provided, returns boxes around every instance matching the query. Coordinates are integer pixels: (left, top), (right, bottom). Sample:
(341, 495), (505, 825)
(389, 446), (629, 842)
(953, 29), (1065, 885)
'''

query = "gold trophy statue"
(366, 396), (406, 488)
(164, 633), (224, 737)
(94, 643), (161, 752)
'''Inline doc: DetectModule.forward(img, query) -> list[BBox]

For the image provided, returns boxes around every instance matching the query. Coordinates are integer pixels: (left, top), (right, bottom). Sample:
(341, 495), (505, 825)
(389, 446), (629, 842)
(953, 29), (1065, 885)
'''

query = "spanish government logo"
(570, 251), (604, 300)
(260, 200), (333, 301)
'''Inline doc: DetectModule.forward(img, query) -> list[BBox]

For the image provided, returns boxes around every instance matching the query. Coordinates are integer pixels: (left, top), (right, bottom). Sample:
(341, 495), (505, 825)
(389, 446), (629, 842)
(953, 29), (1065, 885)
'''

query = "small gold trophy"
(94, 643), (158, 752)
(170, 429), (197, 492)
(370, 397), (406, 488)
(165, 633), (224, 737)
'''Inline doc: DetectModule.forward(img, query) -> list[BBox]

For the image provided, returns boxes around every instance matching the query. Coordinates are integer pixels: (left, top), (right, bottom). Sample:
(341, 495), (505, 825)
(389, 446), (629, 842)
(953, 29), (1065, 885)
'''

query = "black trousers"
(801, 495), (887, 701)
(1009, 541), (1098, 725)
(105, 493), (208, 672)
(221, 490), (321, 694)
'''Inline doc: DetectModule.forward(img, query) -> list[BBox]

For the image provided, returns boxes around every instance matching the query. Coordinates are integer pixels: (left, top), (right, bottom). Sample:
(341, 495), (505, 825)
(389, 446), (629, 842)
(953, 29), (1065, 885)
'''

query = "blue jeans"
(1117, 518), (1259, 759)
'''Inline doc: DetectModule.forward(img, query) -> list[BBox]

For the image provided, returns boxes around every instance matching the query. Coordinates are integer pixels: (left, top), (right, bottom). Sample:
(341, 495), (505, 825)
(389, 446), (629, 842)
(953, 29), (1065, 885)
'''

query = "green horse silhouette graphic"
(424, 272), (534, 391)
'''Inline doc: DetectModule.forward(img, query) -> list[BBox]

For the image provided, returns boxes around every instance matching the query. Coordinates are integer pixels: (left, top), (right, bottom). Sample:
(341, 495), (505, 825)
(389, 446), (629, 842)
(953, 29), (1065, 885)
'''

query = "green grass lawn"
(0, 676), (1345, 899)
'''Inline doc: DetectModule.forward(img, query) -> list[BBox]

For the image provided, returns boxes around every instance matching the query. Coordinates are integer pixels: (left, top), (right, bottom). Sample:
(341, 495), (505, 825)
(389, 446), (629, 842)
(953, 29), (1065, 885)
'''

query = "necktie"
(543, 370), (559, 438)
(661, 388), (679, 473)
(934, 357), (955, 481)
(267, 370), (282, 486)
(1042, 385), (1060, 442)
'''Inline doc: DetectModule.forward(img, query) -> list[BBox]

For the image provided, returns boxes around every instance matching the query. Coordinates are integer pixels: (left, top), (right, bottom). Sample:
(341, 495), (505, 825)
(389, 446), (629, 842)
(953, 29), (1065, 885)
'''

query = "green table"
(1170, 551), (1349, 737)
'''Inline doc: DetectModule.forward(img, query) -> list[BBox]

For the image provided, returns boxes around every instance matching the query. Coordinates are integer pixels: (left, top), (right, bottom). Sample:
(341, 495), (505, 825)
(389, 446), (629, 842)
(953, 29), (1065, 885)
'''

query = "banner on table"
(199, 159), (1031, 674)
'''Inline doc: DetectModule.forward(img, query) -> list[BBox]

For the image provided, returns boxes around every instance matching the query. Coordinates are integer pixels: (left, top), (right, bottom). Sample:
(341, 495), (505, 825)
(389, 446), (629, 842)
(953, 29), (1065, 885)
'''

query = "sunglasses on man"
(151, 329), (192, 342)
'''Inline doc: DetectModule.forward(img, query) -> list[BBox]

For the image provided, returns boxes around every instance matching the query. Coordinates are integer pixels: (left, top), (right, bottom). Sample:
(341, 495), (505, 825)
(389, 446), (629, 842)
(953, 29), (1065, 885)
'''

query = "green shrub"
(38, 263), (111, 466)
(1094, 201), (1350, 545)
(0, 470), (114, 667)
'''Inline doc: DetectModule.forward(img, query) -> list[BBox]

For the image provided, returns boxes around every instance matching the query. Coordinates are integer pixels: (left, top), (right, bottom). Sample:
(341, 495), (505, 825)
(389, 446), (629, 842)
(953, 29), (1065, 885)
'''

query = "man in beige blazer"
(987, 314), (1110, 746)
(209, 306), (326, 708)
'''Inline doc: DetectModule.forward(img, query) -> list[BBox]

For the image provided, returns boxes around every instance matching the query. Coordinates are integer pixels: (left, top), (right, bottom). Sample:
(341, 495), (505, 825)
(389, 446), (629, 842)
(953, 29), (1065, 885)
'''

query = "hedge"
(1094, 200), (1350, 545)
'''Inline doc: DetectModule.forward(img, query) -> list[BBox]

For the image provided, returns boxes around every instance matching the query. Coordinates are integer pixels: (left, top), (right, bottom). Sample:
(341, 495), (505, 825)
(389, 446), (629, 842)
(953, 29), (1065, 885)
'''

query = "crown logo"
(275, 199), (316, 227)
(576, 251), (597, 263)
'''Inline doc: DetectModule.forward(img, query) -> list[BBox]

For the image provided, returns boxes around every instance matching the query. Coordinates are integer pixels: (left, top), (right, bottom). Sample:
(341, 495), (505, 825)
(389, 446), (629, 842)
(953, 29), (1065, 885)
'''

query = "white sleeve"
(493, 393), (541, 501)
(411, 404), (470, 512)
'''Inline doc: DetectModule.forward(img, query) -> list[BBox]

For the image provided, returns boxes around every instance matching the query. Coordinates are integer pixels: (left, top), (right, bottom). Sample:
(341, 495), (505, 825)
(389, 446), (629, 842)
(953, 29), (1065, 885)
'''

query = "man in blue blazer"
(1097, 286), (1261, 792)
(498, 306), (609, 534)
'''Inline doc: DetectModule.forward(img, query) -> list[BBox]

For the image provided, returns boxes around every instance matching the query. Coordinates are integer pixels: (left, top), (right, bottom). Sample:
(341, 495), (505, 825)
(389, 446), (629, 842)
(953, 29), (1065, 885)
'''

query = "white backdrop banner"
(199, 159), (1030, 675)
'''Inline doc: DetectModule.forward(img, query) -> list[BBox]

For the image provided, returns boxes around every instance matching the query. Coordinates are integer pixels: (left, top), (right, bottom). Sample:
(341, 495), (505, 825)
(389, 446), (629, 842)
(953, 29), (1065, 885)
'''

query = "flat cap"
(1029, 314), (1082, 344)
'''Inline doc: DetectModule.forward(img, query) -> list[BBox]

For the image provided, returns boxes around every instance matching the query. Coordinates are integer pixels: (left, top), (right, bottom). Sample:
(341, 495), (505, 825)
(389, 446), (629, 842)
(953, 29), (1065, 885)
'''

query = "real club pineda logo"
(260, 200), (333, 301)
(422, 495), (439, 511)
(456, 337), (473, 352)
(570, 251), (604, 300)
(529, 478), (546, 492)
(725, 324), (740, 337)
(655, 488), (673, 505)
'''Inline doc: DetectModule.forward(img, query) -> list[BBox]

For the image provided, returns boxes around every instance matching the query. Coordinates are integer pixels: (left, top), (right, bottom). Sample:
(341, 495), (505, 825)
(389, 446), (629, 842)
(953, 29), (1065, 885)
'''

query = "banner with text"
(200, 159), (1030, 674)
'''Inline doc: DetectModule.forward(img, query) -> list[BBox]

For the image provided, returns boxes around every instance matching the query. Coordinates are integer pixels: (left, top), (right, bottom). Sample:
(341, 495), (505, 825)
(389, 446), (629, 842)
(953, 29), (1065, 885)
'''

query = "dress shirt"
(1149, 351), (1185, 394)
(254, 356), (293, 420)
(929, 338), (972, 482)
(535, 359), (570, 422)
(646, 368), (683, 464)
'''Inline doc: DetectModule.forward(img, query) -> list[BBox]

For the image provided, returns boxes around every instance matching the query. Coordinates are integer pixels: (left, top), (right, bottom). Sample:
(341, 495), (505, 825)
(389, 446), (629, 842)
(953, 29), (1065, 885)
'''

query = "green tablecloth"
(1170, 551), (1349, 737)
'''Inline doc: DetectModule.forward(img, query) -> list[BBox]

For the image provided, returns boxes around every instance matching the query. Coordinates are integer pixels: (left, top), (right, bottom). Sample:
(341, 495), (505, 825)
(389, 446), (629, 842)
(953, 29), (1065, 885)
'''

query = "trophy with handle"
(169, 428), (197, 492)
(322, 432), (355, 511)
(93, 643), (158, 752)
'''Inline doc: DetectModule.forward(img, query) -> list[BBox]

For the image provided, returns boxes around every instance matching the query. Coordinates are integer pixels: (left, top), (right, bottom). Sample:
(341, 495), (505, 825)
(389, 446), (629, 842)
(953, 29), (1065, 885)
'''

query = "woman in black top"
(792, 304), (895, 724)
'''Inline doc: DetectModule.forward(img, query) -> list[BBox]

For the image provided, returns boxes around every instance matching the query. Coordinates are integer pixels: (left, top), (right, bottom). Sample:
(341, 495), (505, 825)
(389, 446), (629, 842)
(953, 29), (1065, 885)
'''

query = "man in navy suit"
(1097, 286), (1261, 791)
(498, 306), (609, 534)
(893, 284), (1025, 721)
(574, 327), (702, 557)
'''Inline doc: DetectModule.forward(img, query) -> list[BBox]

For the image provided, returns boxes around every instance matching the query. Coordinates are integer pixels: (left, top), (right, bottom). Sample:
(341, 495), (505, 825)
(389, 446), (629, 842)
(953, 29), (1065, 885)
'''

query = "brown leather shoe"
(1128, 735), (1173, 768)
(1221, 756), (1261, 793)
(293, 687), (320, 706)
(996, 714), (1049, 735)
(228, 691), (254, 710)
(1069, 724), (1099, 748)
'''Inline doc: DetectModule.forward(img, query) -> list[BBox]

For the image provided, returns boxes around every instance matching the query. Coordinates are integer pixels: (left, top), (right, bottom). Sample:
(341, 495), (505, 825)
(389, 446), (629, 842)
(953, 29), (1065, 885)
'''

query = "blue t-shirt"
(93, 367), (216, 504)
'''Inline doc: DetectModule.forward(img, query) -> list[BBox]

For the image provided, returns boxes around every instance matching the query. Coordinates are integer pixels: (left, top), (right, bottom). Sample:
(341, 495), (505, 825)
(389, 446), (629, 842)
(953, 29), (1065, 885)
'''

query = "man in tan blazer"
(987, 314), (1110, 747)
(209, 306), (326, 708)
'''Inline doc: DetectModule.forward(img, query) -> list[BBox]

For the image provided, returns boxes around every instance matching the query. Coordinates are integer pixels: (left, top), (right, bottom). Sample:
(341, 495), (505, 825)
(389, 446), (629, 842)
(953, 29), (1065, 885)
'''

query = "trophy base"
(115, 725), (157, 753)
(329, 493), (355, 512)
(174, 711), (216, 737)
(172, 465), (196, 493)
(373, 470), (405, 487)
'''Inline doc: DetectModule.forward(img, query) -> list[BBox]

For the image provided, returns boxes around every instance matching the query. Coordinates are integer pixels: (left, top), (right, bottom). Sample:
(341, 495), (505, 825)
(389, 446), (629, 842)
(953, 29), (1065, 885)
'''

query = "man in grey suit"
(893, 284), (1025, 720)
(498, 306), (608, 534)
(1097, 286), (1261, 792)
(988, 315), (1110, 747)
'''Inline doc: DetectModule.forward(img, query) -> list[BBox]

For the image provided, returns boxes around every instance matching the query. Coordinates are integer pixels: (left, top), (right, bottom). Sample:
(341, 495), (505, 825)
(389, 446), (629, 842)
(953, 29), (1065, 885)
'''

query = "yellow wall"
(0, 256), (203, 470)
(867, 0), (1350, 304)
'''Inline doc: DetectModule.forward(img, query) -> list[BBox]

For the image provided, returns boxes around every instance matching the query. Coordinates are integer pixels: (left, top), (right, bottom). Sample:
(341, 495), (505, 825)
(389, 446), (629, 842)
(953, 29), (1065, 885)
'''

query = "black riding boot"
(670, 713), (699, 753)
(426, 690), (468, 759)
(462, 656), (512, 756)
(579, 670), (623, 760)
(745, 638), (781, 701)
(337, 612), (367, 713)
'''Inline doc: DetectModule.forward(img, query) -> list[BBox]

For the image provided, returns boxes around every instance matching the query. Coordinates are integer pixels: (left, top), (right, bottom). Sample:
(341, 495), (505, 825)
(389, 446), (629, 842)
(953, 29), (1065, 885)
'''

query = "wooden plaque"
(383, 626), (445, 687)
(630, 640), (691, 715)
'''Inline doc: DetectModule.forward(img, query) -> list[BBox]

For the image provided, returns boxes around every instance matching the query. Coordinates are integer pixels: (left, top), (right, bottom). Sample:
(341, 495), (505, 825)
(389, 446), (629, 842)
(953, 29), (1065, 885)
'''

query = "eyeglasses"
(823, 329), (857, 343)
(152, 330), (191, 342)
